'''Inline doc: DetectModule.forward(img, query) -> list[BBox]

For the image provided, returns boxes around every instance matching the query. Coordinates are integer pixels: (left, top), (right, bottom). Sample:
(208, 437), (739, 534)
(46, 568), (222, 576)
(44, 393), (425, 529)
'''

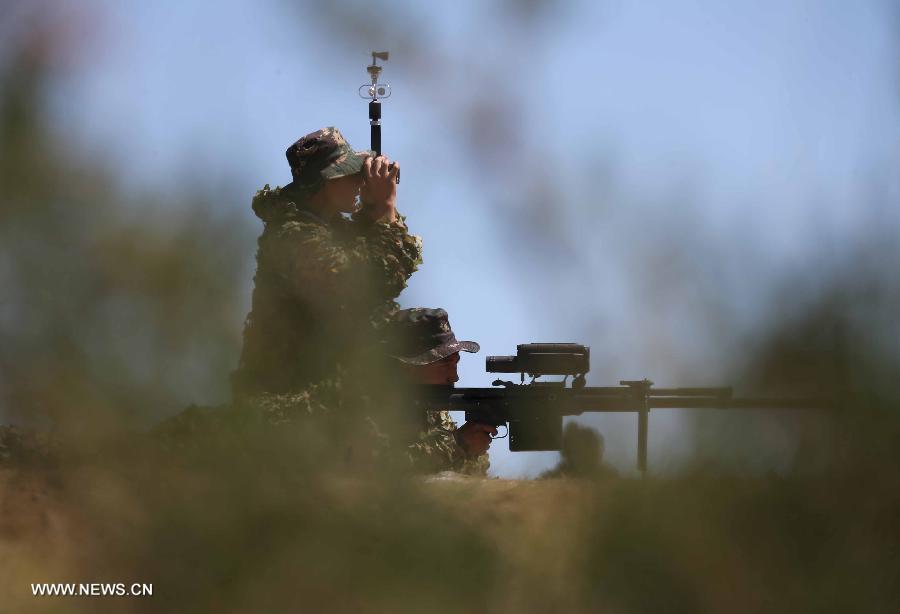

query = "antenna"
(358, 51), (398, 183)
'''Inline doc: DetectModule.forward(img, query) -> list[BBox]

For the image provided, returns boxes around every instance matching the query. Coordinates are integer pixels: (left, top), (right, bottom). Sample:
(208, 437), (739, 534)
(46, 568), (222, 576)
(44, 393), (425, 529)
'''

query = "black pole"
(369, 99), (381, 156)
(363, 51), (398, 183)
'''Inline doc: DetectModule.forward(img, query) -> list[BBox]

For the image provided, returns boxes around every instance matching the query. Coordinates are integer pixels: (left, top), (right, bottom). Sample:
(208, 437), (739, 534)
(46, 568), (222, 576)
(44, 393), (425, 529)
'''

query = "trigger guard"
(491, 425), (508, 440)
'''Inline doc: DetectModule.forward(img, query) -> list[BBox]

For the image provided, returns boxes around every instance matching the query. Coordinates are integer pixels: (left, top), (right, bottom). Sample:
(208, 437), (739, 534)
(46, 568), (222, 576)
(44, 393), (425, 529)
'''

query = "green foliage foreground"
(1, 392), (899, 614)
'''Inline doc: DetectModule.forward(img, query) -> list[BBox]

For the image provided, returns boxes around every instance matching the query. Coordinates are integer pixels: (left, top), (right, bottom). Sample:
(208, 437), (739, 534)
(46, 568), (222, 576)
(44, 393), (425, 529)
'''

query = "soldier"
(234, 308), (496, 476)
(231, 127), (421, 399)
(385, 308), (496, 475)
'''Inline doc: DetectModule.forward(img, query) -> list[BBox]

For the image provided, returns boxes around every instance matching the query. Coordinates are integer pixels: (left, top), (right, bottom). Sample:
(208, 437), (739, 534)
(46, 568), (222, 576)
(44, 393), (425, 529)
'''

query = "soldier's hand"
(455, 422), (497, 457)
(360, 155), (399, 223)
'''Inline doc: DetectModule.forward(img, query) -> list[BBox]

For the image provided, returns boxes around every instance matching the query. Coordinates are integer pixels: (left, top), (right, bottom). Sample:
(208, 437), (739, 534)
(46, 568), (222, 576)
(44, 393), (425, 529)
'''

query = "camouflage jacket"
(232, 185), (422, 398)
(238, 378), (489, 476)
(411, 410), (490, 476)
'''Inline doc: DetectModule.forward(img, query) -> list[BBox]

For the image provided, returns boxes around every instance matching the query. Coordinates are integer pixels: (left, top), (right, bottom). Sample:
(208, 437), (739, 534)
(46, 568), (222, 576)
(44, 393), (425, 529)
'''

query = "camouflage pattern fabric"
(245, 385), (489, 476)
(169, 370), (487, 475)
(154, 374), (383, 470)
(412, 410), (490, 476)
(231, 184), (422, 398)
(387, 307), (480, 365)
(285, 126), (374, 194)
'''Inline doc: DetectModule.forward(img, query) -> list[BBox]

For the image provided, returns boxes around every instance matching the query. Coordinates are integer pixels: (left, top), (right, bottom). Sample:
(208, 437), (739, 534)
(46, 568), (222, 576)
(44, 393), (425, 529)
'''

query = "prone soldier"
(230, 308), (496, 476)
(384, 308), (496, 475)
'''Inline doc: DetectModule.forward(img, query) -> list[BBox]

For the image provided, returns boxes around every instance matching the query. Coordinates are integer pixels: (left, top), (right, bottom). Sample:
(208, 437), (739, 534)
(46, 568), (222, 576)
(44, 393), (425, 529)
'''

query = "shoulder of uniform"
(252, 184), (325, 225)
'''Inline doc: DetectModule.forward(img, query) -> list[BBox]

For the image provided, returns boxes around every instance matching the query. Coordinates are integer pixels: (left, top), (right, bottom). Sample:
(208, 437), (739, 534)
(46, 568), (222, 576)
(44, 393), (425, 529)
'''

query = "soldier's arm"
(405, 411), (490, 476)
(347, 211), (423, 296)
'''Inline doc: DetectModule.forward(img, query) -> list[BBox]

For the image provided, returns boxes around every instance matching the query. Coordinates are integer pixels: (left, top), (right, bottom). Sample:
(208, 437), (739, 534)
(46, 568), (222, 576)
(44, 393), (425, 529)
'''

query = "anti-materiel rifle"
(415, 343), (832, 475)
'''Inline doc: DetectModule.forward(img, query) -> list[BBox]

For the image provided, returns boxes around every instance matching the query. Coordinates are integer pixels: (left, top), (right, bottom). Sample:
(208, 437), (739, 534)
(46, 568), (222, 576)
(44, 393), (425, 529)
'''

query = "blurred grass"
(3, 437), (900, 613)
(0, 19), (253, 434)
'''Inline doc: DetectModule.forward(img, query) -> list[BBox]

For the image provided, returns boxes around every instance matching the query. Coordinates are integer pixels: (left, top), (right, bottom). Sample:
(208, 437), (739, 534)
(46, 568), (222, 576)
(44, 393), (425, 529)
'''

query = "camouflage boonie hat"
(285, 127), (373, 190)
(387, 308), (480, 365)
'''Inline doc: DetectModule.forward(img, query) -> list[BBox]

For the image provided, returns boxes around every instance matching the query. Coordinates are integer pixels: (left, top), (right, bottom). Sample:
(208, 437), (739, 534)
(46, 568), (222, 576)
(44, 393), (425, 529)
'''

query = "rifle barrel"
(651, 387), (732, 397)
(419, 386), (832, 413)
(717, 397), (833, 410)
(575, 389), (830, 411)
(414, 384), (833, 477)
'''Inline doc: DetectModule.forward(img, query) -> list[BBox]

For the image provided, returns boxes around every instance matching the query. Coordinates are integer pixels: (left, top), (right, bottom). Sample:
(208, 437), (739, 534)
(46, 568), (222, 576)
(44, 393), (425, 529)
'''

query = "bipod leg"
(638, 405), (648, 477)
(622, 379), (653, 478)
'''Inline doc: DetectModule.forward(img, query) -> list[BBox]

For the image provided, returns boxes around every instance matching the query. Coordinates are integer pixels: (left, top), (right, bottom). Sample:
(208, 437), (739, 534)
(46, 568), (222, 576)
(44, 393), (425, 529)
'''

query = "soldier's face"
(324, 173), (364, 213)
(415, 352), (460, 385)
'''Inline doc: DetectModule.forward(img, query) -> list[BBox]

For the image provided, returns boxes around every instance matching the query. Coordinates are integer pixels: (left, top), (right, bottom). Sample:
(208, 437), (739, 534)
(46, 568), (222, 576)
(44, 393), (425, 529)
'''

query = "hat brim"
(321, 149), (375, 180)
(394, 340), (480, 366)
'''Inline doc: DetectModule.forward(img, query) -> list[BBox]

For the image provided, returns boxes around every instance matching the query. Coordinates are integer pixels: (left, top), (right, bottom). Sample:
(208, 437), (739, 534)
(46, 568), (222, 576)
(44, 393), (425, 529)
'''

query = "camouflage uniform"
(385, 308), (490, 476)
(235, 307), (491, 476)
(227, 128), (482, 475)
(231, 128), (422, 398)
(234, 379), (489, 476)
(413, 410), (490, 476)
(157, 369), (487, 475)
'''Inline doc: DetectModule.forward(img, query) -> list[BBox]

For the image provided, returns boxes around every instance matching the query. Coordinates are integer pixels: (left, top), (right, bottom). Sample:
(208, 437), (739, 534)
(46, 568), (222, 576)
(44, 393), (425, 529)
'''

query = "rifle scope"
(486, 343), (590, 376)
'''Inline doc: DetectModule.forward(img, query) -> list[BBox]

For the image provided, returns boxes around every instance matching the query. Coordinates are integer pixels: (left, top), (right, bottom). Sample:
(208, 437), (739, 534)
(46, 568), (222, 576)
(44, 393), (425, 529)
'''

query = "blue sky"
(28, 0), (900, 476)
